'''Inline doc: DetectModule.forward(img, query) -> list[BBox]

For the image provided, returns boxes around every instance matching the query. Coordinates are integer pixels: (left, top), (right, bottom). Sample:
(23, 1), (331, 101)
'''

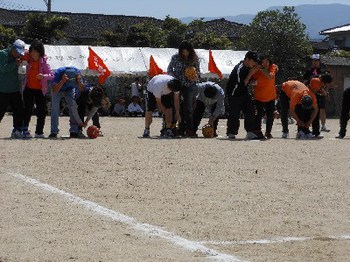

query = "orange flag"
(208, 50), (222, 79)
(149, 55), (164, 78)
(88, 47), (111, 84)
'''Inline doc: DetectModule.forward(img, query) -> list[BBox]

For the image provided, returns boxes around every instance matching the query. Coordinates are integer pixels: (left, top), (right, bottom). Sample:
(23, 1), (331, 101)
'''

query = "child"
(21, 40), (54, 138)
(77, 85), (110, 137)
(127, 96), (144, 117)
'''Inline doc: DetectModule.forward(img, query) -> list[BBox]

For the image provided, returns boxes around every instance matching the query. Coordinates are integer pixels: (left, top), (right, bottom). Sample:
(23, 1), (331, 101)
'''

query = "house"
(320, 24), (350, 50)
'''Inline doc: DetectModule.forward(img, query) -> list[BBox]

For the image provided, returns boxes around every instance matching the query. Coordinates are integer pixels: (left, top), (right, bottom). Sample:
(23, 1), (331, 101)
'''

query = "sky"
(2, 0), (350, 19)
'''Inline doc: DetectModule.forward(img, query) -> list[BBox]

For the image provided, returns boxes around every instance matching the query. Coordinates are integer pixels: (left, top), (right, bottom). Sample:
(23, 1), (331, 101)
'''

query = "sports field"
(1, 116), (349, 261)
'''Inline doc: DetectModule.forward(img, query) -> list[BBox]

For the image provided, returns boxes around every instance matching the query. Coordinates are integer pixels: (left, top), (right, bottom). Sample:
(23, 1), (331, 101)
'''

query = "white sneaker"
(282, 132), (289, 139)
(23, 130), (32, 139)
(321, 126), (330, 132)
(11, 130), (23, 139)
(296, 131), (306, 139)
(227, 134), (236, 139)
(34, 133), (45, 138)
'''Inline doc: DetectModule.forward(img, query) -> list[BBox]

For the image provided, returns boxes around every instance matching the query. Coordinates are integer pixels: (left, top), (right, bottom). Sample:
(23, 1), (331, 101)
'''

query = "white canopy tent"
(22, 45), (248, 78)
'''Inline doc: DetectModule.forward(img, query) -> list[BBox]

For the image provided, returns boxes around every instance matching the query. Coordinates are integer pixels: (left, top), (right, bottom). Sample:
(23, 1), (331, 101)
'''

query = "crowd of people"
(142, 41), (337, 139)
(0, 39), (349, 140)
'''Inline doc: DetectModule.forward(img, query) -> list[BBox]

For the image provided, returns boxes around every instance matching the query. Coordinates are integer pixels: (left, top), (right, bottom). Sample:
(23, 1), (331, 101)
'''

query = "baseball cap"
(12, 39), (25, 56)
(301, 94), (313, 110)
(309, 78), (322, 92)
(311, 54), (320, 60)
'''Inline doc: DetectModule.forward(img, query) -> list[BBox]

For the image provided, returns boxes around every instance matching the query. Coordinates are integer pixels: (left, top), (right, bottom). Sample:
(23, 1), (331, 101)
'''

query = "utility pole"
(43, 0), (51, 14)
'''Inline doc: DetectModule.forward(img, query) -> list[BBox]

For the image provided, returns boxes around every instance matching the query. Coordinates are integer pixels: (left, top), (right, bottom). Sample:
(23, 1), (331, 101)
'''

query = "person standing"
(167, 41), (200, 137)
(21, 40), (54, 138)
(303, 54), (330, 132)
(0, 39), (25, 139)
(226, 51), (261, 139)
(336, 87), (350, 139)
(130, 77), (142, 98)
(251, 55), (278, 139)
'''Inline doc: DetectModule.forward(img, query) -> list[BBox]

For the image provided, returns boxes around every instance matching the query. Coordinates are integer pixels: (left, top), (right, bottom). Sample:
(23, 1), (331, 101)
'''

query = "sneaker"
(321, 126), (330, 132)
(143, 128), (150, 138)
(282, 132), (289, 139)
(304, 133), (315, 139)
(69, 132), (79, 138)
(11, 130), (23, 139)
(98, 130), (104, 137)
(265, 132), (273, 139)
(227, 134), (236, 139)
(23, 130), (32, 139)
(77, 131), (87, 139)
(254, 130), (266, 140)
(296, 131), (306, 139)
(35, 133), (45, 138)
(246, 131), (258, 140)
(48, 133), (57, 138)
(164, 129), (175, 138)
(336, 133), (345, 139)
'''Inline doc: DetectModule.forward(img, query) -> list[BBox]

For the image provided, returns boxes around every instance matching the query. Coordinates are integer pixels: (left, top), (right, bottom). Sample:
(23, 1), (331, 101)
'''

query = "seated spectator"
(112, 98), (126, 116)
(127, 96), (144, 117)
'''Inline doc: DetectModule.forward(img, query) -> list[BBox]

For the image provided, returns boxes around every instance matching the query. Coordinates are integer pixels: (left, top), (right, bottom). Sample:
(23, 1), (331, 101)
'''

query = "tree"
(0, 25), (17, 49)
(126, 21), (166, 47)
(21, 13), (69, 44)
(240, 7), (312, 82)
(187, 19), (233, 49)
(96, 25), (128, 47)
(162, 15), (188, 48)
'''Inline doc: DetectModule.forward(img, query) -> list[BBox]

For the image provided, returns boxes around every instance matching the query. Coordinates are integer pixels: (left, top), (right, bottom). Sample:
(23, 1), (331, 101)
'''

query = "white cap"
(12, 39), (25, 56)
(311, 54), (320, 60)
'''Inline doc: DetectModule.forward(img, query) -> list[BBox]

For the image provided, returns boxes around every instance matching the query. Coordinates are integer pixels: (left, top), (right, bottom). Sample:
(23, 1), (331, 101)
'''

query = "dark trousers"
(179, 85), (195, 132)
(193, 100), (219, 132)
(339, 87), (350, 136)
(254, 99), (275, 134)
(295, 104), (313, 134)
(0, 91), (24, 131)
(23, 88), (46, 135)
(311, 93), (323, 136)
(226, 93), (255, 135)
(77, 93), (100, 130)
(280, 91), (290, 133)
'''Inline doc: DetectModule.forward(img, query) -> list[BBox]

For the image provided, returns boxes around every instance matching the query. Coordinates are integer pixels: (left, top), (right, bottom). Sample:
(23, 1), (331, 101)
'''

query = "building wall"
(325, 65), (350, 116)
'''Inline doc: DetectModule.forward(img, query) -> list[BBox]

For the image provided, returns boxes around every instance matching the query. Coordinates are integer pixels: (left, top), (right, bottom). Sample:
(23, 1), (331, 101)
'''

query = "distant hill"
(180, 4), (350, 40)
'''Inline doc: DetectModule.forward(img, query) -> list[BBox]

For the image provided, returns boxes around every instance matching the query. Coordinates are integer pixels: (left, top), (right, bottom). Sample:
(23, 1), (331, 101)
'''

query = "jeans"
(0, 91), (24, 131)
(339, 87), (350, 136)
(51, 88), (79, 134)
(23, 88), (46, 135)
(179, 84), (196, 132)
(226, 93), (255, 135)
(254, 100), (275, 134)
(193, 100), (219, 133)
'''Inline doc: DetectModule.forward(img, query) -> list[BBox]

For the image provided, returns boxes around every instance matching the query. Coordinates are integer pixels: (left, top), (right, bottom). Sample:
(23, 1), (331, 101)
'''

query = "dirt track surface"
(1, 116), (350, 262)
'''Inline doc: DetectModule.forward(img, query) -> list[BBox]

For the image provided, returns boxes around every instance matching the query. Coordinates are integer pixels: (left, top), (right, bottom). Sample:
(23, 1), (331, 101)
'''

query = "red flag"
(208, 50), (222, 79)
(88, 47), (111, 84)
(149, 55), (164, 78)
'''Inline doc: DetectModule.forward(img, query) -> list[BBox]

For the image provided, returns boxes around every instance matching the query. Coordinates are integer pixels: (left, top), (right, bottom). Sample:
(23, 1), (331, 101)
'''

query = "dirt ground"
(0, 115), (350, 262)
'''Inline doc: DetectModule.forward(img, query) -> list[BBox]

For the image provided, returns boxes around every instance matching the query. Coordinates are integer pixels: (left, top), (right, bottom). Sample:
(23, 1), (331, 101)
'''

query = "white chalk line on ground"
(7, 172), (242, 262)
(200, 235), (350, 246)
